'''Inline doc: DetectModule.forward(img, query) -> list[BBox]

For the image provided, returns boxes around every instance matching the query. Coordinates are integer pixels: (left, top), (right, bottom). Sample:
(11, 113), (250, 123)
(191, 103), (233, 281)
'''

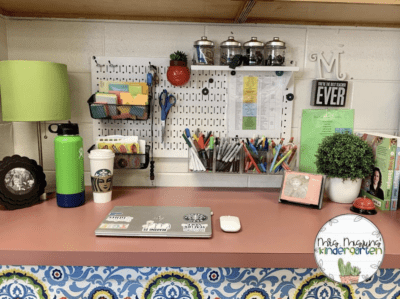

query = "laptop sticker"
(106, 216), (133, 222)
(99, 223), (129, 229)
(142, 221), (171, 232)
(182, 223), (208, 232)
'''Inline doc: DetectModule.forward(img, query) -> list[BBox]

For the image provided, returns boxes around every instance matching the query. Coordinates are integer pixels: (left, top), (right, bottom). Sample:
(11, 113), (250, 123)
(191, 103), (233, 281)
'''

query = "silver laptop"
(95, 206), (213, 238)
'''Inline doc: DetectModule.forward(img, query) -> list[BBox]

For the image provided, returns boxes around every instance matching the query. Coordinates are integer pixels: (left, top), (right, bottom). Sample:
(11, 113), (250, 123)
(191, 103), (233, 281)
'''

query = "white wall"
(0, 15), (13, 160)
(5, 18), (400, 188)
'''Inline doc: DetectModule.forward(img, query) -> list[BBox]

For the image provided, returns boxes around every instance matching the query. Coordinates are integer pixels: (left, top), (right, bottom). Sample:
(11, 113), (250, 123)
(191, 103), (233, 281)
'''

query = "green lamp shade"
(0, 60), (71, 121)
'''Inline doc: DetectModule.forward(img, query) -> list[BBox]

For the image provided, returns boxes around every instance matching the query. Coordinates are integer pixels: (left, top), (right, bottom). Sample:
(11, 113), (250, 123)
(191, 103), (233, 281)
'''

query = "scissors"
(159, 89), (176, 143)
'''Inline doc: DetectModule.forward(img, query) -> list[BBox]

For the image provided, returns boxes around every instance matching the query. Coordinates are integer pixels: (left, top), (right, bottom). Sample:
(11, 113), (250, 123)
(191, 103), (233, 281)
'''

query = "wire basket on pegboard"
(88, 144), (150, 169)
(87, 94), (149, 120)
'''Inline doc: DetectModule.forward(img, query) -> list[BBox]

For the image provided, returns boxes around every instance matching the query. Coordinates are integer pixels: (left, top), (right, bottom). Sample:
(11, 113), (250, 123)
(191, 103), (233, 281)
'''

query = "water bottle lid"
(49, 121), (79, 135)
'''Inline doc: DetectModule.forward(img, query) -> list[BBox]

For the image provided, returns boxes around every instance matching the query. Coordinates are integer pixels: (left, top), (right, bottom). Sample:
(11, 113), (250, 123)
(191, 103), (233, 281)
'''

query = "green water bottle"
(49, 122), (85, 208)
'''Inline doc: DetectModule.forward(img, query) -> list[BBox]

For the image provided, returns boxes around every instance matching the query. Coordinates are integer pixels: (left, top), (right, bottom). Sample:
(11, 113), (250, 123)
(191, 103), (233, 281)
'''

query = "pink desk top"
(1, 187), (399, 268)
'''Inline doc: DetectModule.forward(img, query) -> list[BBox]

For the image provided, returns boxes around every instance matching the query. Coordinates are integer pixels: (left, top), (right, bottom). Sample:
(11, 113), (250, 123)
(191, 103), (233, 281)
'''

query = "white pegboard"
(91, 56), (295, 158)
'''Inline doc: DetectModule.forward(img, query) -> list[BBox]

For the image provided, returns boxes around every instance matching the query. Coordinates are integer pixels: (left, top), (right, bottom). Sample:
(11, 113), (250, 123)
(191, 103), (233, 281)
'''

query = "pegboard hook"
(93, 56), (105, 72)
(108, 60), (118, 71)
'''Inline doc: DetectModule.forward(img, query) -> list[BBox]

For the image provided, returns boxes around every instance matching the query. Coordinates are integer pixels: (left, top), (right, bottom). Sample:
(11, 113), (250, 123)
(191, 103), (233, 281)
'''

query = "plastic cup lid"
(88, 149), (115, 159)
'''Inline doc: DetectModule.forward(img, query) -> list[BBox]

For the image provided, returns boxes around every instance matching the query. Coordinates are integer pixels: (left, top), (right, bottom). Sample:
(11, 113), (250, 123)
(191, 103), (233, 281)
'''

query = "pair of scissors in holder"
(159, 89), (176, 143)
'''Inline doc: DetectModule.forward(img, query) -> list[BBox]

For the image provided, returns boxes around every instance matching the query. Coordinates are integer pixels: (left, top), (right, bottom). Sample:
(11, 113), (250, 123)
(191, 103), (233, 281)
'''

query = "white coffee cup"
(88, 149), (115, 203)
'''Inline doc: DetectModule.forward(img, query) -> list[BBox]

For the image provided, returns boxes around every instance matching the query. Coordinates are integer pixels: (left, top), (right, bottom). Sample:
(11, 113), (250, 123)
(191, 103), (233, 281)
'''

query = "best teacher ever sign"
(311, 80), (348, 107)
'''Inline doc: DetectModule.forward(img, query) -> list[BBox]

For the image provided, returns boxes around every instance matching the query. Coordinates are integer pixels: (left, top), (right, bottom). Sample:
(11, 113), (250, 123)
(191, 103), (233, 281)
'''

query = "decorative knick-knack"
(167, 51), (190, 86)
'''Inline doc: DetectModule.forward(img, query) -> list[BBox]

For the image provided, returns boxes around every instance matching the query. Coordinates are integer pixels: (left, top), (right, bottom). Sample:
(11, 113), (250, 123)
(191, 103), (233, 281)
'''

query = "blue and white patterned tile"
(0, 266), (399, 299)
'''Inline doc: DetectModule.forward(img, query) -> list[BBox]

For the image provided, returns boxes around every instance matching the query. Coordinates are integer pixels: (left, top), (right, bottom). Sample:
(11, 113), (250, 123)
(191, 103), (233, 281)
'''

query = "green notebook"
(299, 109), (354, 174)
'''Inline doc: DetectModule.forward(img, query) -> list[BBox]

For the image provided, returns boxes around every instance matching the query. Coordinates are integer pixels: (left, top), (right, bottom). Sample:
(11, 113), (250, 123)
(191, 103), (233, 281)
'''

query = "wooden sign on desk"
(311, 80), (348, 107)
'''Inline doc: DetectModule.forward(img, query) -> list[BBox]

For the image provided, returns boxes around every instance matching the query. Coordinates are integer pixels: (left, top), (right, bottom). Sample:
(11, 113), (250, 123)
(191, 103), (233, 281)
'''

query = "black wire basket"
(88, 145), (150, 169)
(87, 94), (149, 120)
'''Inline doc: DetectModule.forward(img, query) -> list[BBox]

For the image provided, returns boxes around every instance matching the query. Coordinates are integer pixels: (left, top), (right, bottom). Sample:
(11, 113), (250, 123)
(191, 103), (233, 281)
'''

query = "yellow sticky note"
(120, 92), (135, 105)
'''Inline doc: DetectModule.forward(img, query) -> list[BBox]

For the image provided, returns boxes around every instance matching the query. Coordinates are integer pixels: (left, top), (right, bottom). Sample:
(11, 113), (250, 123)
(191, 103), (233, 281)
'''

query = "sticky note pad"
(120, 92), (135, 105)
(131, 95), (148, 105)
(95, 93), (117, 104)
(129, 85), (143, 97)
(109, 91), (122, 104)
(109, 84), (129, 92)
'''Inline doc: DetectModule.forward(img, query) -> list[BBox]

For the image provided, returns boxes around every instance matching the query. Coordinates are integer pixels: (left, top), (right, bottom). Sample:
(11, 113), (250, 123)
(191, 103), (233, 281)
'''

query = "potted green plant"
(167, 51), (190, 86)
(316, 132), (375, 203)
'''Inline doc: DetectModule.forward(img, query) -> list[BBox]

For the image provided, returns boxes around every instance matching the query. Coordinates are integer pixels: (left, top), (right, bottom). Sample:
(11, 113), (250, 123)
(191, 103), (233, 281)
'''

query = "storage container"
(220, 36), (242, 65)
(243, 37), (264, 66)
(265, 37), (286, 66)
(193, 36), (215, 65)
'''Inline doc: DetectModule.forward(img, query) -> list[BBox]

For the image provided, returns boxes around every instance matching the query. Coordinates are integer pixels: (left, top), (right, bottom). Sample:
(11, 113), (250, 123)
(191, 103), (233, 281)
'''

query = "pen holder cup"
(188, 148), (213, 172)
(243, 149), (269, 174)
(268, 148), (297, 175)
(87, 94), (150, 120)
(216, 151), (240, 173)
(89, 144), (150, 169)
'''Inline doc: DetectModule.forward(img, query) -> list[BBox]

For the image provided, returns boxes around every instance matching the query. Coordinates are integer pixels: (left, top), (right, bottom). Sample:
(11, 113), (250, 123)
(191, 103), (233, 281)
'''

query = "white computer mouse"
(220, 216), (241, 233)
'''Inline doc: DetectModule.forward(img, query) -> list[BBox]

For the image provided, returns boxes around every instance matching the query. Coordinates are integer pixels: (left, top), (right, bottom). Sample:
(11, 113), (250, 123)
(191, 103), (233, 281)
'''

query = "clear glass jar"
(193, 36), (215, 65)
(265, 37), (286, 66)
(243, 37), (265, 66)
(220, 36), (242, 65)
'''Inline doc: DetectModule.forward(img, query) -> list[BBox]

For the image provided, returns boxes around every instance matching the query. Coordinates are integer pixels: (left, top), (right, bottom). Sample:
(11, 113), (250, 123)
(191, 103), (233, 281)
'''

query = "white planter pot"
(327, 177), (362, 204)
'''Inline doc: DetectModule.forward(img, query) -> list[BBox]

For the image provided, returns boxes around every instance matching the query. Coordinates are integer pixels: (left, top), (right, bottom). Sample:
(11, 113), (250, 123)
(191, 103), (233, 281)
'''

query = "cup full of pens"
(182, 129), (297, 174)
(182, 129), (242, 173)
(243, 136), (297, 174)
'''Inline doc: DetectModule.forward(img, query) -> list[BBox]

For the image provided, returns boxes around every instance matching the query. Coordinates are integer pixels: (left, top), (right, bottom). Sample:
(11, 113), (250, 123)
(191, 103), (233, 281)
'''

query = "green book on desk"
(299, 109), (354, 174)
(355, 132), (398, 211)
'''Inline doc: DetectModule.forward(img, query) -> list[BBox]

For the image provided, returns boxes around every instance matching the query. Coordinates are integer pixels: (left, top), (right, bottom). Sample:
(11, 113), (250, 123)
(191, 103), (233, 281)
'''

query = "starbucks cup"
(88, 149), (115, 203)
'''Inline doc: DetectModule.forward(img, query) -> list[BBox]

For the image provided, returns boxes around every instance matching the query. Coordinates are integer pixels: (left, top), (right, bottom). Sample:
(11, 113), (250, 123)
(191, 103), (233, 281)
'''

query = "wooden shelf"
(2, 0), (400, 28)
(191, 65), (300, 72)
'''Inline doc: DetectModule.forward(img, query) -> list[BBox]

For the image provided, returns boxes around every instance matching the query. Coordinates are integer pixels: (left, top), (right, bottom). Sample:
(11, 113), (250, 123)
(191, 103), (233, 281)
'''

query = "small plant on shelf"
(170, 51), (188, 65)
(167, 51), (190, 87)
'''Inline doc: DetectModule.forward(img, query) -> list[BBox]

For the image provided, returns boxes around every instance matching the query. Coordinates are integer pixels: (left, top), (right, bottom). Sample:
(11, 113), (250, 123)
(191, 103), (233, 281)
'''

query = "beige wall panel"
(304, 28), (400, 81)
(0, 123), (13, 159)
(105, 23), (205, 60)
(7, 19), (105, 72)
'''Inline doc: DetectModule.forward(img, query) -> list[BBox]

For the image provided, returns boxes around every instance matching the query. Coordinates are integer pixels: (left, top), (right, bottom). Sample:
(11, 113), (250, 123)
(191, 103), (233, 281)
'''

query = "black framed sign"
(311, 80), (348, 107)
(0, 155), (46, 210)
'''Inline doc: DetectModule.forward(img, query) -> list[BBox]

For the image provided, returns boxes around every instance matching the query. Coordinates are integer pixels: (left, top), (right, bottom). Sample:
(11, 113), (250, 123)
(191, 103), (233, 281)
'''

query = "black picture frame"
(0, 155), (46, 210)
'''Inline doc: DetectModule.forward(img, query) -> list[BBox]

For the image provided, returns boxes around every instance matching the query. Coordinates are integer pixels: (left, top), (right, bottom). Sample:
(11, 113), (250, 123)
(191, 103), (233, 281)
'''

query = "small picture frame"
(0, 155), (46, 210)
(279, 170), (326, 209)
